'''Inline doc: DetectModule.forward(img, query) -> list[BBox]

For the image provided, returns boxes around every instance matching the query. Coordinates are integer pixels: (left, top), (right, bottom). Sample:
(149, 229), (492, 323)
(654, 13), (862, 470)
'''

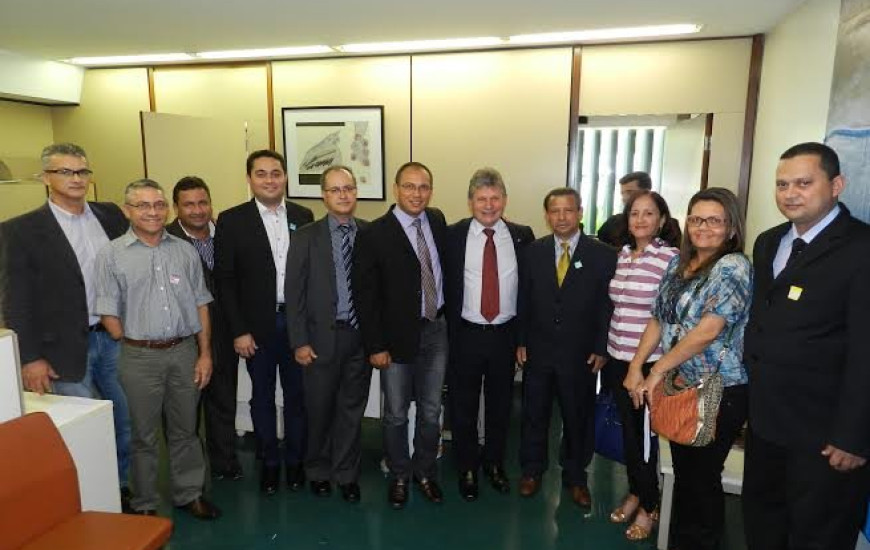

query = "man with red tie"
(444, 168), (534, 501)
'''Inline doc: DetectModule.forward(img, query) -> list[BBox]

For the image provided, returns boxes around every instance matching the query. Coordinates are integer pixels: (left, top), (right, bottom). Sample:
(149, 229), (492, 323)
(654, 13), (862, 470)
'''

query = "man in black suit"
(167, 176), (243, 481)
(0, 142), (131, 507)
(443, 167), (534, 501)
(516, 187), (616, 508)
(596, 171), (651, 248)
(286, 166), (371, 504)
(354, 161), (449, 509)
(213, 150), (314, 495)
(743, 142), (870, 550)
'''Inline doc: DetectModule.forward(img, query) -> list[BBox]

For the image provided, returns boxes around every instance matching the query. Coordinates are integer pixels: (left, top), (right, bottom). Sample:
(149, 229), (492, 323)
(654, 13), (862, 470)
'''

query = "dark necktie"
(412, 218), (438, 320)
(785, 237), (807, 269)
(480, 227), (499, 322)
(339, 224), (358, 328)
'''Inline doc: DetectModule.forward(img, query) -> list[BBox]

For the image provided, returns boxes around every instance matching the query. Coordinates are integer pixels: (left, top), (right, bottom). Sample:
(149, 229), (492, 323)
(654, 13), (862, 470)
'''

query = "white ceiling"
(2, 0), (808, 60)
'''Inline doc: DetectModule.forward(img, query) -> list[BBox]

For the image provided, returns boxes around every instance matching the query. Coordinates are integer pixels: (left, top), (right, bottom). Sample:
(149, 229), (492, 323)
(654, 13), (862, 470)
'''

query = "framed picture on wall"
(282, 106), (385, 200)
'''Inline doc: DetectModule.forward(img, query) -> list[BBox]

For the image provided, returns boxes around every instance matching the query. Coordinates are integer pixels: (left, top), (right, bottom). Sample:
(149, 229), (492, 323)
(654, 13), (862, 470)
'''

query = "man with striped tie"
(354, 161), (450, 509)
(285, 165), (371, 503)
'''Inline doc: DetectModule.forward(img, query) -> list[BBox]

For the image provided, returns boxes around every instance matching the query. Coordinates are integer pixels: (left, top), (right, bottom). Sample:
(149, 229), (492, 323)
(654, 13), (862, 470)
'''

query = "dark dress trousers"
(214, 198), (314, 467)
(166, 219), (241, 473)
(353, 205), (449, 480)
(517, 233), (616, 487)
(1, 202), (127, 381)
(743, 204), (870, 550)
(285, 216), (372, 484)
(443, 217), (534, 473)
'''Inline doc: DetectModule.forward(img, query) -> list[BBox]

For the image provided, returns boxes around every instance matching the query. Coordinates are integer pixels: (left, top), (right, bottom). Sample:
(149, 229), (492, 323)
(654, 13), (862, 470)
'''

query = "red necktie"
(481, 228), (499, 322)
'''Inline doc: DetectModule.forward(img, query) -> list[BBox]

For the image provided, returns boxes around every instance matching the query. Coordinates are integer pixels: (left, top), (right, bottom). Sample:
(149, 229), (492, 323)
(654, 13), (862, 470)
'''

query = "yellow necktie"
(557, 241), (571, 287)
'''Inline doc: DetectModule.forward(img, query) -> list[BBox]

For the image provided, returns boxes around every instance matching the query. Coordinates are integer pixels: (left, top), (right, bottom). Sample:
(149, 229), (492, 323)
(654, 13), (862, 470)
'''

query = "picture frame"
(282, 106), (385, 200)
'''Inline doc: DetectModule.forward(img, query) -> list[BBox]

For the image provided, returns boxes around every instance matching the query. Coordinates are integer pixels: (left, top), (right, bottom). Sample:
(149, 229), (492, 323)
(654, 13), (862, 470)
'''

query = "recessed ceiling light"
(196, 46), (334, 59)
(509, 24), (703, 45)
(66, 53), (195, 66)
(338, 37), (504, 54)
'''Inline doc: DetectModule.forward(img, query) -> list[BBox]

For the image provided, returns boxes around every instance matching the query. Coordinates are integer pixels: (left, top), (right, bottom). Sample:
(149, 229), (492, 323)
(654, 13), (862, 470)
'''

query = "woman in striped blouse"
(605, 190), (681, 541)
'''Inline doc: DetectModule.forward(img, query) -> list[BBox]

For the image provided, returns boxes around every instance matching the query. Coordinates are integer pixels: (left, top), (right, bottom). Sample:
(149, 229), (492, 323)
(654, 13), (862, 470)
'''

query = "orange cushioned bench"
(0, 412), (172, 550)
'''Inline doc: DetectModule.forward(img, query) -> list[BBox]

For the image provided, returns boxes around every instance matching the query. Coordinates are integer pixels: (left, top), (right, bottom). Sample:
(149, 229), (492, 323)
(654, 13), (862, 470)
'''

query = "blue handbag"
(594, 390), (625, 464)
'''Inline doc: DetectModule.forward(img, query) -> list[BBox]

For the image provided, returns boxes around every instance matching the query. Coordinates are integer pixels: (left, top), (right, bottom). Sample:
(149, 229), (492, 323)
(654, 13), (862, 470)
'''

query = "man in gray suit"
(286, 165), (372, 503)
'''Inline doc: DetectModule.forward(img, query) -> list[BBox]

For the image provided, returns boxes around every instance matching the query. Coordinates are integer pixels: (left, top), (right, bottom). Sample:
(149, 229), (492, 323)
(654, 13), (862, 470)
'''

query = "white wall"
(661, 115), (707, 223)
(745, 0), (841, 249)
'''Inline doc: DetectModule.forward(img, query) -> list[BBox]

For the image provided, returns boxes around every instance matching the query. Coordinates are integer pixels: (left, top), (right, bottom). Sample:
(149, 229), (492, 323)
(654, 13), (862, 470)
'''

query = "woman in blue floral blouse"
(626, 187), (752, 550)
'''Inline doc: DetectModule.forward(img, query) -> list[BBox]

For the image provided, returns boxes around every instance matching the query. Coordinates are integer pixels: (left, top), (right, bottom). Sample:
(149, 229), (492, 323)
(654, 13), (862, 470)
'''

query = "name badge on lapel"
(573, 259), (583, 269)
(289, 223), (297, 231)
(787, 285), (803, 301)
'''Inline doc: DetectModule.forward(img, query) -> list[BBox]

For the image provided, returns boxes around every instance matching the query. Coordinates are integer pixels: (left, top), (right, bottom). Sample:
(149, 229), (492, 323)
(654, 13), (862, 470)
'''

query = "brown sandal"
(625, 509), (657, 541)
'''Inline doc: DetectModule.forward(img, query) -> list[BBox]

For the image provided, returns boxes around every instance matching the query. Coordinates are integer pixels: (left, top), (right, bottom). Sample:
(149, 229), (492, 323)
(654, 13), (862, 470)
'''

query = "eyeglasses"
(324, 185), (358, 195)
(126, 202), (169, 212)
(399, 183), (432, 194)
(686, 215), (727, 229)
(44, 168), (94, 179)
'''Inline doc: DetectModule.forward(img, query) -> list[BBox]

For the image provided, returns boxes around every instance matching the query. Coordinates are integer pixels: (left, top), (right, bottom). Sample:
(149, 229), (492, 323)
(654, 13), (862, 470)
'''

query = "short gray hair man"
(467, 167), (507, 199)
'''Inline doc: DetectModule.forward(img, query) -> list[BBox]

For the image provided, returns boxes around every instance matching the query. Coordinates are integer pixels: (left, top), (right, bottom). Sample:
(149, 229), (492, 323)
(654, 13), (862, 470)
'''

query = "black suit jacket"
(443, 217), (535, 346)
(213, 199), (314, 345)
(745, 204), (870, 457)
(1, 202), (127, 381)
(353, 205), (448, 363)
(285, 215), (369, 364)
(517, 233), (616, 366)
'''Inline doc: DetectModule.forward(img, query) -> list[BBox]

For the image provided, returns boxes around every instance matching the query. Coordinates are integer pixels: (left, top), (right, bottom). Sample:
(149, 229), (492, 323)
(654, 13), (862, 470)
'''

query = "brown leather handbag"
(649, 369), (723, 447)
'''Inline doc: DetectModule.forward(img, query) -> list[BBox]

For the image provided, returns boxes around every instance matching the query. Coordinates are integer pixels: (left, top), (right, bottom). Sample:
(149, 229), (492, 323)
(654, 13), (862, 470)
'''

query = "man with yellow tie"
(515, 187), (617, 508)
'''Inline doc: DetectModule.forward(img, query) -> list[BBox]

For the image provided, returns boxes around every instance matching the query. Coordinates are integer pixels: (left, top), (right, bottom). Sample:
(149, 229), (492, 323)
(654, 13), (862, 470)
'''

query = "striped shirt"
(607, 238), (679, 361)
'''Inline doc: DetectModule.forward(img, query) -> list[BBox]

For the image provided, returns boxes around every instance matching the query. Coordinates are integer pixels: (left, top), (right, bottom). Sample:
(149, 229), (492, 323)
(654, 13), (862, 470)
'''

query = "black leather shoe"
(261, 465), (279, 495)
(286, 464), (306, 491)
(178, 497), (222, 520)
(120, 487), (134, 514)
(414, 476), (444, 504)
(458, 471), (479, 502)
(310, 479), (332, 497)
(484, 464), (511, 494)
(388, 478), (409, 509)
(340, 482), (361, 503)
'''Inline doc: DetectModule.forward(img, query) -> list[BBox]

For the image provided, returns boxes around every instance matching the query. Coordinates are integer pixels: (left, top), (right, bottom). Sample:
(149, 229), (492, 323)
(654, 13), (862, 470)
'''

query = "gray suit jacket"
(285, 215), (369, 365)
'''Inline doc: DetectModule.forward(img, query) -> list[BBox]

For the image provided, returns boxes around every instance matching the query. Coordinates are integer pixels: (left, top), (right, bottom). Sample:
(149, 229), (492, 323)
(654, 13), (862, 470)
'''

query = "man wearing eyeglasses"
(354, 161), (449, 509)
(285, 166), (371, 503)
(94, 179), (220, 519)
(0, 142), (132, 509)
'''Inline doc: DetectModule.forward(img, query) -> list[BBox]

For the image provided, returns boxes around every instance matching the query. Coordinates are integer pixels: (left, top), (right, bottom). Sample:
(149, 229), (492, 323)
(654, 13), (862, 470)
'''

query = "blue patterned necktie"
(339, 224), (358, 328)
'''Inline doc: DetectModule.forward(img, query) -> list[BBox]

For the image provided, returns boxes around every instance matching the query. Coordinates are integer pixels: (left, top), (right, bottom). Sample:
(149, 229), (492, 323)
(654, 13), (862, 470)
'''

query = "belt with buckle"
(334, 320), (357, 329)
(420, 307), (446, 323)
(276, 303), (286, 313)
(89, 323), (107, 332)
(123, 337), (184, 349)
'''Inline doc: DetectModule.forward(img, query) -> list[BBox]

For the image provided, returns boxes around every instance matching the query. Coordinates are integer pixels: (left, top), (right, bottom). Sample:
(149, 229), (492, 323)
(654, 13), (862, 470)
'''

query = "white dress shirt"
(392, 207), (445, 315)
(256, 199), (290, 303)
(462, 218), (518, 324)
(772, 204), (840, 278)
(48, 200), (110, 325)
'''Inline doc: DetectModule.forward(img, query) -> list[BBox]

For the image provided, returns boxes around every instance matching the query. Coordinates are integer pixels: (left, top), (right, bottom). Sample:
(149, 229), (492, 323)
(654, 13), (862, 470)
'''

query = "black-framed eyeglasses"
(44, 168), (94, 178)
(686, 215), (727, 229)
